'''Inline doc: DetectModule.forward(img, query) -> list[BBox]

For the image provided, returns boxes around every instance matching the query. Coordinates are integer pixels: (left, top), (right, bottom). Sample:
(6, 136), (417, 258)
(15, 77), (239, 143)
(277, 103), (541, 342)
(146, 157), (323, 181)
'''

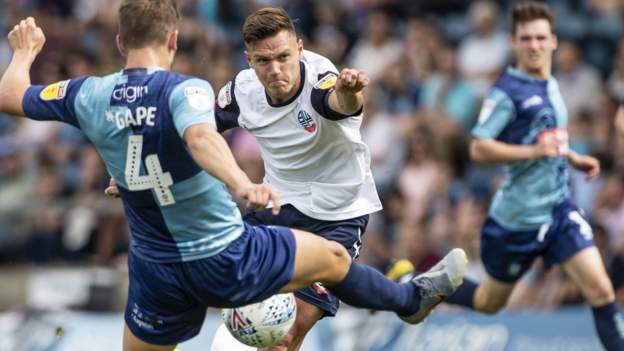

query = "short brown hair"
(118, 0), (180, 49)
(243, 7), (296, 47)
(511, 1), (555, 35)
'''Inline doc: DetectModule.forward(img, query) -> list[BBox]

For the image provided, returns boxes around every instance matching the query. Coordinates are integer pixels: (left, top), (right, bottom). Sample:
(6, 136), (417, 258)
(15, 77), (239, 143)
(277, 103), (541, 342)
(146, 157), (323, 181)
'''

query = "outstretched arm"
(470, 134), (563, 164)
(104, 125), (281, 212)
(0, 17), (45, 116)
(328, 68), (368, 115)
(184, 123), (281, 214)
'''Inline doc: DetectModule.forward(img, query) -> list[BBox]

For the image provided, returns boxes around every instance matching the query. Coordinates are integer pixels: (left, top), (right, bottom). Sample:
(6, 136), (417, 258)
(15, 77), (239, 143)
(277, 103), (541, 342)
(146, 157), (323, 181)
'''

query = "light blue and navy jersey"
(22, 67), (244, 262)
(471, 67), (570, 230)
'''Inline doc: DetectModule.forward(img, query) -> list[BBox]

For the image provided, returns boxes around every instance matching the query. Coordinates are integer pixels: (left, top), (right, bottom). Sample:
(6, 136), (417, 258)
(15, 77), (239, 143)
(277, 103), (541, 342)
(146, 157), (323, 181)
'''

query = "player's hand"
(104, 178), (121, 198)
(7, 17), (45, 57)
(334, 68), (369, 94)
(569, 153), (600, 180)
(237, 183), (281, 215)
(535, 131), (567, 158)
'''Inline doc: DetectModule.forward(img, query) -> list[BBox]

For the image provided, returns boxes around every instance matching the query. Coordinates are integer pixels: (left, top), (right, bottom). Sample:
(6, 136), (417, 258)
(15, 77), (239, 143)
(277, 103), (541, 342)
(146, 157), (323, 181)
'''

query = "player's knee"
(474, 287), (507, 314)
(324, 241), (351, 284)
(330, 241), (351, 269)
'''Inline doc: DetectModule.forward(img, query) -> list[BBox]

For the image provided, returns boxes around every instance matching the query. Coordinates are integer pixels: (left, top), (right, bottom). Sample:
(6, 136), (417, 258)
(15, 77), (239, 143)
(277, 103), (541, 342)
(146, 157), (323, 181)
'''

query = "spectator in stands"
(347, 10), (403, 82)
(458, 0), (510, 96)
(420, 44), (480, 132)
(555, 40), (603, 119)
(361, 87), (407, 199)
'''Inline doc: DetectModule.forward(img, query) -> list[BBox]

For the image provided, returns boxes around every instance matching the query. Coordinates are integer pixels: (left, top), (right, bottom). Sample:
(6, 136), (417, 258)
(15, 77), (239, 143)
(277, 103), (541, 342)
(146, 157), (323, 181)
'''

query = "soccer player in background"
(443, 2), (624, 350)
(0, 1), (467, 351)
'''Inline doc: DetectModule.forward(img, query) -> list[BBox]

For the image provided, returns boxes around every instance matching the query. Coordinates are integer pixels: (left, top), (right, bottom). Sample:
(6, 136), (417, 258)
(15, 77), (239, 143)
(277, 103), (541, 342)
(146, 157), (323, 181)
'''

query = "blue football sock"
(330, 262), (420, 316)
(445, 277), (477, 309)
(592, 302), (624, 351)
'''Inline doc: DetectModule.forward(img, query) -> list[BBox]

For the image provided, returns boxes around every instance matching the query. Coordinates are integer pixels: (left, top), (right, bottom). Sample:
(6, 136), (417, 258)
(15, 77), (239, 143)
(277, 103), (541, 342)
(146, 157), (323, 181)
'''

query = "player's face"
(512, 19), (557, 78)
(246, 30), (303, 104)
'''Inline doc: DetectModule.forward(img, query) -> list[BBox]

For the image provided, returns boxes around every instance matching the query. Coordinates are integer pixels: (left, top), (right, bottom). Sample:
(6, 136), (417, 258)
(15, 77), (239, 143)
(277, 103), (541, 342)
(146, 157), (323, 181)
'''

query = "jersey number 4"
(125, 135), (176, 206)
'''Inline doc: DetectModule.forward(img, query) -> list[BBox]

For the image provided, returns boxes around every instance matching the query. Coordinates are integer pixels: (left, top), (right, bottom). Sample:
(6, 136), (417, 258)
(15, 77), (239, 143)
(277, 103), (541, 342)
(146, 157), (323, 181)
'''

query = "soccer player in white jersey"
(206, 7), (392, 351)
(1, 2), (468, 351)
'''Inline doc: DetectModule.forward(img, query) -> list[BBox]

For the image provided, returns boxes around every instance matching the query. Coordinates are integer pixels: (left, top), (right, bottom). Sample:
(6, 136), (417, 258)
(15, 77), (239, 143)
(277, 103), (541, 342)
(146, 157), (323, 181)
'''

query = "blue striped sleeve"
(22, 77), (89, 128)
(168, 78), (216, 138)
(471, 88), (516, 140)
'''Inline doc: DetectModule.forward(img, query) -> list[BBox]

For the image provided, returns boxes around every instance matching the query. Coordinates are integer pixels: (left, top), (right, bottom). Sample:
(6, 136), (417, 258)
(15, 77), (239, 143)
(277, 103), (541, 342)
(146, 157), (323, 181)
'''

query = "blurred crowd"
(1, 0), (624, 310)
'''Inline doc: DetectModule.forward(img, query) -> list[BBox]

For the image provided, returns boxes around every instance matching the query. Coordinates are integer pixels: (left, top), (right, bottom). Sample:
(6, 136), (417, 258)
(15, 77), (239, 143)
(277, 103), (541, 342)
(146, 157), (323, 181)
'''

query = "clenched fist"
(334, 68), (369, 94)
(8, 17), (45, 57)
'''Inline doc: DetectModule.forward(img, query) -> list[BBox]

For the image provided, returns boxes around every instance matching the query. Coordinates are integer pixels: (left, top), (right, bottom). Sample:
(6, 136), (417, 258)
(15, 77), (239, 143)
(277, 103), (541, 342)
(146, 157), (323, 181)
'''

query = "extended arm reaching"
(183, 123), (281, 214)
(328, 68), (368, 115)
(471, 135), (599, 181)
(469, 134), (563, 163)
(0, 17), (45, 116)
(106, 123), (283, 215)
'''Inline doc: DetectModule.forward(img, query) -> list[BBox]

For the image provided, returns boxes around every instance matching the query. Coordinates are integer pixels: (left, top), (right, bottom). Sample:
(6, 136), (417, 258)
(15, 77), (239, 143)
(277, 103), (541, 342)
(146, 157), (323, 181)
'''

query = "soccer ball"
(221, 293), (297, 348)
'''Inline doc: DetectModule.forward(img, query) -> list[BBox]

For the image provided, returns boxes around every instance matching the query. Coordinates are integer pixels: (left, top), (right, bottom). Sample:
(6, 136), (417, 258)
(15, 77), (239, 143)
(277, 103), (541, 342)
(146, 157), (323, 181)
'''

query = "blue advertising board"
(0, 308), (604, 351)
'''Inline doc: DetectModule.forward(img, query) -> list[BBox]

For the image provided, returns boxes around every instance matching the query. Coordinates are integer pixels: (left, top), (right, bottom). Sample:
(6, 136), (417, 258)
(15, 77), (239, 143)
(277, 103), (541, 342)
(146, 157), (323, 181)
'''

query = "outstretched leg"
(385, 259), (480, 310)
(472, 273), (516, 314)
(281, 229), (467, 322)
(278, 229), (351, 291)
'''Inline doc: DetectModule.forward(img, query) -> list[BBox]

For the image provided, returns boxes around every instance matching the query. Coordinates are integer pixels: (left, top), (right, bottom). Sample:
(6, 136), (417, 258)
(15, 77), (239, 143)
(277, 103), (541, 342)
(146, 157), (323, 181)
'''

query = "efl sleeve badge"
(39, 80), (70, 101)
(313, 73), (337, 90)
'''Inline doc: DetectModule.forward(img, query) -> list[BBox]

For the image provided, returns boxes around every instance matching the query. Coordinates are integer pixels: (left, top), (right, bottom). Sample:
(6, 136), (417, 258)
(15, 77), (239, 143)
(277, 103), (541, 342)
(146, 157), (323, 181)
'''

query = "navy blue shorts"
(481, 199), (595, 283)
(244, 204), (369, 317)
(124, 224), (296, 345)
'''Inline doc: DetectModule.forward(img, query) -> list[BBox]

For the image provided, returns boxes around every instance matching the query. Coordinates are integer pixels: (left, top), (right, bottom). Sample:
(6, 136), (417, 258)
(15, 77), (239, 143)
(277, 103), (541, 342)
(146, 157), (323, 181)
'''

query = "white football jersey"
(215, 50), (382, 220)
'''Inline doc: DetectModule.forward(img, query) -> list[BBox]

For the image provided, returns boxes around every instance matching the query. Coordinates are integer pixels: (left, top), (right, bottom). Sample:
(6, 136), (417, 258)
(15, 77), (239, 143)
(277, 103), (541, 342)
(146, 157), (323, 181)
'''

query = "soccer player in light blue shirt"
(0, 2), (468, 350)
(444, 3), (624, 350)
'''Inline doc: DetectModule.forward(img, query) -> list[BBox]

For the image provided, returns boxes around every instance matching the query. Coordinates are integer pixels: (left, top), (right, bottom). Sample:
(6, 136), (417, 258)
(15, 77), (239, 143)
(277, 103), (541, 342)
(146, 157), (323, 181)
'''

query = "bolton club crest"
(297, 110), (317, 133)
